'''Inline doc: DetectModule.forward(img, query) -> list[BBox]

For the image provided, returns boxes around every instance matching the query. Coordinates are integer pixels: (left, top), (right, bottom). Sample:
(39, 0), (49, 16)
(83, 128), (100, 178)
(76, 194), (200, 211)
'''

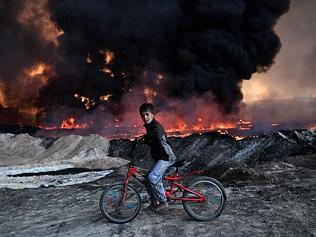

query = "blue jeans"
(147, 159), (175, 203)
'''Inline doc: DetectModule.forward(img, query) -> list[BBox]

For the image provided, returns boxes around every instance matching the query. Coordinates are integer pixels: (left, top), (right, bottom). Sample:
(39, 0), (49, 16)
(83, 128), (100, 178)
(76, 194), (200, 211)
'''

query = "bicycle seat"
(171, 160), (187, 168)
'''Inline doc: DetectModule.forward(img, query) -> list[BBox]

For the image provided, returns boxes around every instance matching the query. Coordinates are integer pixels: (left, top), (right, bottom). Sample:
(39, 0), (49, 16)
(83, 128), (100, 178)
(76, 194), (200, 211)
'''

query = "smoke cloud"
(0, 0), (290, 127)
(243, 0), (316, 102)
(0, 0), (60, 124)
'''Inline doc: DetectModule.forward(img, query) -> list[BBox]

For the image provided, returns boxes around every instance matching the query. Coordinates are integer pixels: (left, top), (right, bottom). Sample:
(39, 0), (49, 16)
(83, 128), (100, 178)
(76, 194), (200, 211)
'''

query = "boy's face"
(140, 111), (154, 124)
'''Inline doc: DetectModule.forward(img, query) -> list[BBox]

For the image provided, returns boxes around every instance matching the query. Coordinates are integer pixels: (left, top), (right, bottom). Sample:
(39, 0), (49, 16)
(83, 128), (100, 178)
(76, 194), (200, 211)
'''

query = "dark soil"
(1, 156), (315, 237)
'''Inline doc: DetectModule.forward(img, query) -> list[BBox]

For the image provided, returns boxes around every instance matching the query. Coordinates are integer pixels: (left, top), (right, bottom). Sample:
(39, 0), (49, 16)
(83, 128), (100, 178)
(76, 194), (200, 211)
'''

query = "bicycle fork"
(119, 172), (133, 206)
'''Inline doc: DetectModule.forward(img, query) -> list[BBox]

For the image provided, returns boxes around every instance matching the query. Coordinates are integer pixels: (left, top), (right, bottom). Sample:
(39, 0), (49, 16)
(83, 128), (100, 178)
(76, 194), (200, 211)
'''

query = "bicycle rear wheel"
(99, 183), (141, 223)
(182, 176), (226, 221)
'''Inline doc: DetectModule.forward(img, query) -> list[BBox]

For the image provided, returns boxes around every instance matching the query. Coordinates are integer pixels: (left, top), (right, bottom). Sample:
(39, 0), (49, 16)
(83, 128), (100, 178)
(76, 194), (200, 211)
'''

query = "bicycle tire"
(182, 176), (226, 221)
(99, 183), (141, 223)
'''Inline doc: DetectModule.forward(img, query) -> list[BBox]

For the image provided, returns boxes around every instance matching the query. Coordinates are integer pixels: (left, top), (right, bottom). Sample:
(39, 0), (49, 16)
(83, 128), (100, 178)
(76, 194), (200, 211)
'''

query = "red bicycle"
(99, 144), (226, 223)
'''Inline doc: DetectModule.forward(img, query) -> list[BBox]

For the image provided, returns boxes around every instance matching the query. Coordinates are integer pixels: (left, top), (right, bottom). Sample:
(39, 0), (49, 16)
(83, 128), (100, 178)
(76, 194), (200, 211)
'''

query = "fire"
(99, 49), (114, 64)
(74, 93), (96, 110)
(105, 50), (114, 64)
(100, 94), (113, 101)
(310, 125), (316, 130)
(28, 63), (46, 77)
(99, 49), (115, 77)
(74, 93), (113, 109)
(101, 67), (115, 77)
(164, 116), (236, 137)
(234, 135), (245, 140)
(24, 63), (54, 88)
(60, 117), (89, 129)
(23, 62), (53, 101)
(0, 62), (53, 123)
(191, 121), (235, 132)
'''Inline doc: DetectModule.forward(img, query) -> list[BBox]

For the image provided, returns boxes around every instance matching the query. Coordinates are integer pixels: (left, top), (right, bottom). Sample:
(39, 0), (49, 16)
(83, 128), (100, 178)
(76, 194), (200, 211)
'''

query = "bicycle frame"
(121, 163), (206, 204)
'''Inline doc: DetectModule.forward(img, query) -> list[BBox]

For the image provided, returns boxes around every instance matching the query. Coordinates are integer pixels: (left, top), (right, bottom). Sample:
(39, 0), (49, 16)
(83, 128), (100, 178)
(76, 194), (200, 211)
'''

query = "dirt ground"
(1, 159), (315, 237)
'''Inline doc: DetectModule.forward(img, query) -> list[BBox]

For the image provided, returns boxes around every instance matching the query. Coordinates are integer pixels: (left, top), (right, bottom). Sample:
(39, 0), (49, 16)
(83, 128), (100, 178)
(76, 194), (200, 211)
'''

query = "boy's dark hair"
(139, 103), (156, 114)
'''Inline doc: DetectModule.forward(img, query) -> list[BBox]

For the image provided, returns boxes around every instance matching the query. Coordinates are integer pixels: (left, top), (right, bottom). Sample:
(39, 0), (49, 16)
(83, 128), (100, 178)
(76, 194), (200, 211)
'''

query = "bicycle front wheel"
(99, 183), (141, 223)
(182, 176), (226, 221)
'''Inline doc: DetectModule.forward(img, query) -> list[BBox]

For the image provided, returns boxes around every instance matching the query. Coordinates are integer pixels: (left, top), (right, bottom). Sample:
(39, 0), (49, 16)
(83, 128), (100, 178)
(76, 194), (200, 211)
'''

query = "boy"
(135, 103), (176, 211)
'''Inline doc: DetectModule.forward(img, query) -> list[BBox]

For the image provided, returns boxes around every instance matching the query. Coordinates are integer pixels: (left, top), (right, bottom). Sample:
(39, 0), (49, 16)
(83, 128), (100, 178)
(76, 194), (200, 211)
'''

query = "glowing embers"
(10, 62), (55, 118)
(24, 63), (55, 95)
(74, 93), (113, 110)
(99, 49), (114, 64)
(60, 117), (89, 129)
(143, 88), (158, 103)
(101, 68), (115, 77)
(237, 119), (253, 130)
(99, 49), (115, 78)
(74, 93), (96, 110)
(26, 63), (53, 81)
(39, 117), (90, 130)
(100, 94), (113, 101)
(193, 116), (236, 131)
(234, 135), (245, 140)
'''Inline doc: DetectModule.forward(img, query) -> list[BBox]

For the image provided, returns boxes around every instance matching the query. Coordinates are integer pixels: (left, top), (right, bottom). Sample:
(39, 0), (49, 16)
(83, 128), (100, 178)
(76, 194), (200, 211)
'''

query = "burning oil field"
(0, 1), (316, 236)
(1, 0), (315, 141)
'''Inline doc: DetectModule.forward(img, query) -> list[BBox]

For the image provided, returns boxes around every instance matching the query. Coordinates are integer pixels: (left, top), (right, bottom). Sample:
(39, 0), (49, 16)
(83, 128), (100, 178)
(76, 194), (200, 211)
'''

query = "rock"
(109, 129), (316, 171)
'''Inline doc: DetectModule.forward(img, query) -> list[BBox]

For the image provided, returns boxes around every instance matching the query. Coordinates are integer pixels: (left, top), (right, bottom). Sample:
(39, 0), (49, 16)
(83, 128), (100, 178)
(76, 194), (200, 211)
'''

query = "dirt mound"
(0, 133), (128, 188)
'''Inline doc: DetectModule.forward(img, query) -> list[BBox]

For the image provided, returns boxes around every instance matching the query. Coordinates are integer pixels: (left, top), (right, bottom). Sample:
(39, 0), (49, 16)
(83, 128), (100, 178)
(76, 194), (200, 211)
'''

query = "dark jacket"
(142, 118), (176, 161)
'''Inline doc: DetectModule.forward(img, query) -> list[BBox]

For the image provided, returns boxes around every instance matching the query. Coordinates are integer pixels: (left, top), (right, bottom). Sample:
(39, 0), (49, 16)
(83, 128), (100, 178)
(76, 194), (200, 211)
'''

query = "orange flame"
(100, 94), (113, 101)
(99, 50), (115, 77)
(99, 49), (114, 64)
(101, 67), (115, 77)
(60, 117), (89, 129)
(105, 50), (114, 64)
(28, 63), (47, 77)
(24, 63), (54, 89)
(74, 93), (96, 110)
(234, 135), (245, 140)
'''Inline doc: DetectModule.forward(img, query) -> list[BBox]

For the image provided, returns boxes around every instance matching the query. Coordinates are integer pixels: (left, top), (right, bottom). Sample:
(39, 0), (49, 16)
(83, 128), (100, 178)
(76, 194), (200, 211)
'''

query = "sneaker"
(155, 202), (169, 212)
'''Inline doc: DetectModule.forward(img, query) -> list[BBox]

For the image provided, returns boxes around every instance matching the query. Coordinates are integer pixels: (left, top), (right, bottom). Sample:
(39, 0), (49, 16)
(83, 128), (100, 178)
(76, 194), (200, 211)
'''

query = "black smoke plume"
(0, 0), (290, 126)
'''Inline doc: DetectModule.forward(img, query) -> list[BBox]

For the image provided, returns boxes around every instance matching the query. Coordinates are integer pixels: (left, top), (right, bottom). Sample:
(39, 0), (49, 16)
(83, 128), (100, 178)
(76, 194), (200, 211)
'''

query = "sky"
(242, 0), (316, 102)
